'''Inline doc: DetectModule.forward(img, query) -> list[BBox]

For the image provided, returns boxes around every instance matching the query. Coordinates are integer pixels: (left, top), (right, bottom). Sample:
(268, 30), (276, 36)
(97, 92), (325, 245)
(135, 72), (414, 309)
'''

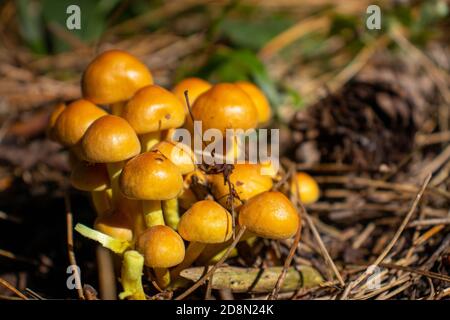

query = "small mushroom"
(238, 191), (300, 240)
(210, 164), (273, 210)
(120, 151), (183, 229)
(191, 83), (258, 135)
(82, 115), (141, 207)
(290, 172), (320, 205)
(53, 99), (107, 158)
(82, 50), (153, 115)
(200, 191), (298, 264)
(172, 200), (232, 280)
(150, 141), (196, 229)
(137, 225), (185, 289)
(122, 85), (185, 151)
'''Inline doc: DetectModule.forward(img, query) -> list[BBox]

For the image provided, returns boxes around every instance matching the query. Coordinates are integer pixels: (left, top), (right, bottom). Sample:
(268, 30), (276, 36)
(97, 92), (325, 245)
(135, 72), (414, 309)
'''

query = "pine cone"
(290, 52), (440, 169)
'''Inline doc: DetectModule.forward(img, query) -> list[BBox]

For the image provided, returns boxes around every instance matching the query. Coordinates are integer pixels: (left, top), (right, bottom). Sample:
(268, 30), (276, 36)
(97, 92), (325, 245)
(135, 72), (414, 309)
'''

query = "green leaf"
(16, 0), (46, 54)
(41, 0), (120, 53)
(219, 17), (293, 50)
(196, 48), (281, 106)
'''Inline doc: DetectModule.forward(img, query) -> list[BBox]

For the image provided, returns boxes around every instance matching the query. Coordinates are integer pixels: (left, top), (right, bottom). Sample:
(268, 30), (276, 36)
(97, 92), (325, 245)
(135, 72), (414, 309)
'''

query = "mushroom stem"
(131, 209), (147, 240)
(198, 232), (254, 264)
(170, 242), (207, 280)
(208, 247), (239, 264)
(154, 268), (171, 289)
(142, 200), (165, 227)
(162, 198), (180, 229)
(91, 190), (111, 217)
(118, 250), (146, 300)
(106, 161), (125, 206)
(140, 131), (160, 152)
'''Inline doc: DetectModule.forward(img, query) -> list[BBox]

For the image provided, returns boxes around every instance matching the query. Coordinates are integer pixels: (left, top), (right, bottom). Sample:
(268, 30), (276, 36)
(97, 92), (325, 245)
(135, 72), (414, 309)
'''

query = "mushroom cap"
(238, 191), (299, 240)
(137, 225), (185, 268)
(82, 50), (153, 105)
(235, 81), (271, 125)
(82, 115), (141, 163)
(120, 151), (183, 200)
(150, 141), (195, 175)
(54, 99), (107, 147)
(94, 210), (133, 242)
(191, 83), (258, 134)
(178, 200), (233, 243)
(172, 77), (212, 114)
(290, 172), (320, 204)
(46, 102), (66, 140)
(70, 161), (109, 191)
(122, 85), (185, 134)
(210, 164), (273, 209)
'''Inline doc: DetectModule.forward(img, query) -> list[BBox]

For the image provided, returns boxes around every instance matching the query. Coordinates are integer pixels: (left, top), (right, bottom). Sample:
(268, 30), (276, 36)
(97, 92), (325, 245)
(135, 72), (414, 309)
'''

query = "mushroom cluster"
(48, 50), (320, 299)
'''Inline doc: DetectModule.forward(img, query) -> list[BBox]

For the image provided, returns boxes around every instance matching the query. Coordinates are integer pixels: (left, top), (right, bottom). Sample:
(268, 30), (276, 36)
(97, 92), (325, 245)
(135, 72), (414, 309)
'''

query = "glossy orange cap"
(122, 85), (185, 134)
(54, 99), (107, 147)
(82, 115), (141, 163)
(290, 172), (320, 204)
(191, 83), (258, 134)
(238, 191), (299, 239)
(178, 200), (232, 243)
(210, 164), (273, 209)
(172, 77), (212, 114)
(120, 151), (183, 200)
(235, 81), (271, 125)
(137, 225), (185, 268)
(150, 141), (195, 175)
(82, 50), (153, 105)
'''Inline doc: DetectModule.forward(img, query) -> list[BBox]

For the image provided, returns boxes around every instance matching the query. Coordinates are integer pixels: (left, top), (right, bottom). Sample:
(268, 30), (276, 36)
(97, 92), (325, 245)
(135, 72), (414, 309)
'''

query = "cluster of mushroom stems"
(47, 50), (320, 299)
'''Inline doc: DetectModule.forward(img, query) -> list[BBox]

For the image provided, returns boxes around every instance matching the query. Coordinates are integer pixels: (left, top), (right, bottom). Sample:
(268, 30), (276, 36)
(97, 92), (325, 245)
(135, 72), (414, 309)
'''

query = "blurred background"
(0, 0), (449, 299)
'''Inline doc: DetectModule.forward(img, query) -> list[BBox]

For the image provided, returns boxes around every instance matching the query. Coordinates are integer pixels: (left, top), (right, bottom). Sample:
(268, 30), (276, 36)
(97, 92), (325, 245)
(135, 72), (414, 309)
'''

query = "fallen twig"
(179, 266), (323, 293)
(0, 278), (28, 300)
(341, 174), (432, 299)
(64, 193), (85, 300)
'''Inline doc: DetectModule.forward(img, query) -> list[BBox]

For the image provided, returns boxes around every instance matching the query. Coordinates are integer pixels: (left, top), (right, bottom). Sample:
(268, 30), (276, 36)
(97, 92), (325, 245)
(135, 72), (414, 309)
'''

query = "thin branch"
(341, 174), (432, 299)
(378, 263), (450, 283)
(304, 211), (345, 287)
(64, 192), (85, 300)
(269, 162), (303, 299)
(0, 278), (28, 300)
